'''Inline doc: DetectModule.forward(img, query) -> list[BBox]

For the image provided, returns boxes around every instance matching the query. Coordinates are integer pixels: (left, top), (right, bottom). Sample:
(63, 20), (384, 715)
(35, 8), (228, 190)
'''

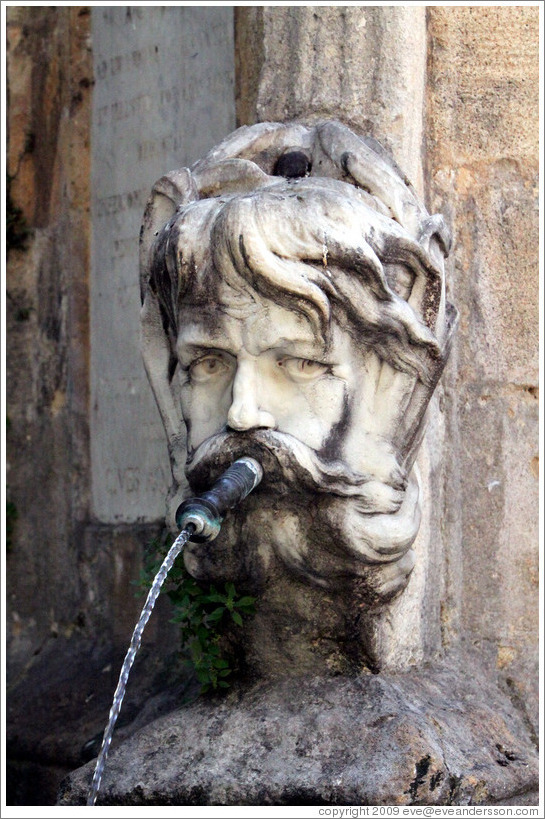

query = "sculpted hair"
(149, 178), (446, 386)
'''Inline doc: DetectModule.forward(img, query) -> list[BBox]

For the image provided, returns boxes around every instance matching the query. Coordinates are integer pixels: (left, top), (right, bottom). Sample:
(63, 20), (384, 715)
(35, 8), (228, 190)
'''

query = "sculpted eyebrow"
(263, 337), (326, 356)
(178, 341), (232, 357)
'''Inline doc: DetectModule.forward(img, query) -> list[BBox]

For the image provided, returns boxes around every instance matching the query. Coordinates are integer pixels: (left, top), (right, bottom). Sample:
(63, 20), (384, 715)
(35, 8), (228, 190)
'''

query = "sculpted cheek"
(182, 381), (233, 446)
(270, 378), (347, 450)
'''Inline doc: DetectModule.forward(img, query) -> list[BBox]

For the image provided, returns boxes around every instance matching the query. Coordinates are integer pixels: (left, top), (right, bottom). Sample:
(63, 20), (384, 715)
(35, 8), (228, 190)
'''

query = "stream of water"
(86, 526), (194, 806)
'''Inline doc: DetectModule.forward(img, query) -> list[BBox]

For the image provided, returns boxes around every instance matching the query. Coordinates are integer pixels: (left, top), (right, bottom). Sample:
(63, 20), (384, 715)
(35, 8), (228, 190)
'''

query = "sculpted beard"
(183, 429), (420, 596)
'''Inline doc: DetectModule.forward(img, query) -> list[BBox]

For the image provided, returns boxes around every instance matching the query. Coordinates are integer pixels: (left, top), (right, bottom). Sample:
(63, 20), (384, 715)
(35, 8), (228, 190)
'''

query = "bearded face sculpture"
(139, 121), (457, 673)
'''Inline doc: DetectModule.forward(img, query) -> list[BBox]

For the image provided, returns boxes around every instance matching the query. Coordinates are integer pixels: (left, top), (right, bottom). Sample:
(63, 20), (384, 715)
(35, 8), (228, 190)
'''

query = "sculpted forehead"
(177, 282), (327, 358)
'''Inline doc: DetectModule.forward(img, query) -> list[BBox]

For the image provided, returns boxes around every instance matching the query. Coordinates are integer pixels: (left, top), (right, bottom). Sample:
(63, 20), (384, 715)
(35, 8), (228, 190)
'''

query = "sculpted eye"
(278, 357), (328, 381)
(189, 353), (231, 382)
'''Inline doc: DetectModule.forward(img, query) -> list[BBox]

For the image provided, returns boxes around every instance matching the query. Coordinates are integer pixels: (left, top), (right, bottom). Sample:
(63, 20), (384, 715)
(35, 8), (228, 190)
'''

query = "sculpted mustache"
(185, 429), (385, 498)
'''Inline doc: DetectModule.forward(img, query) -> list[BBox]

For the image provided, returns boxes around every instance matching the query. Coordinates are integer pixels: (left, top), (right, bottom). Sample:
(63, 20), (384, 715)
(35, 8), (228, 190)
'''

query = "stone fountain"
(59, 121), (538, 806)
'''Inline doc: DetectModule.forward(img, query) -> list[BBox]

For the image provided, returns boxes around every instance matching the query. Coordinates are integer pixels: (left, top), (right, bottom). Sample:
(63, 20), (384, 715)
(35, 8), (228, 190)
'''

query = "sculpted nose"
(227, 361), (276, 432)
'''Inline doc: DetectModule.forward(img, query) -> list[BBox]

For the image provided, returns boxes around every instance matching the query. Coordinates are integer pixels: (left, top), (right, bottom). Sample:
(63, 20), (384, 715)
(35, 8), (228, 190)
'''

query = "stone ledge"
(59, 662), (538, 806)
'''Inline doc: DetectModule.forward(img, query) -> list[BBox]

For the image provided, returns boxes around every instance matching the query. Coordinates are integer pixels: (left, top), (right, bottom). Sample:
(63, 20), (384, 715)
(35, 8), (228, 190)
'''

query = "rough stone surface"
(234, 7), (263, 129)
(6, 5), (93, 675)
(426, 5), (539, 727)
(59, 664), (538, 806)
(90, 6), (236, 522)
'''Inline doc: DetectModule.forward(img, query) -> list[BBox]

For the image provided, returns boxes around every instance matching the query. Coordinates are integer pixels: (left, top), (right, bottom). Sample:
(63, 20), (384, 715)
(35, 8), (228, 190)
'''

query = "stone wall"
(426, 5), (540, 728)
(6, 4), (236, 670)
(6, 6), (93, 673)
(6, 6), (235, 804)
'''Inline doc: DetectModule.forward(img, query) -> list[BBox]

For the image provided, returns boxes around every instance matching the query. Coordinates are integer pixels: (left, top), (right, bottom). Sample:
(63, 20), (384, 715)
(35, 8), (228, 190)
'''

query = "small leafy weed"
(137, 532), (256, 694)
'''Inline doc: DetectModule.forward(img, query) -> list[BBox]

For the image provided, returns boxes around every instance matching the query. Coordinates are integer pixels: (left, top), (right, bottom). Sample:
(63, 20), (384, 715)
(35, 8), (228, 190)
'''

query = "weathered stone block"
(456, 385), (539, 730)
(89, 6), (236, 523)
(58, 666), (539, 806)
(427, 6), (539, 167)
(431, 163), (538, 385)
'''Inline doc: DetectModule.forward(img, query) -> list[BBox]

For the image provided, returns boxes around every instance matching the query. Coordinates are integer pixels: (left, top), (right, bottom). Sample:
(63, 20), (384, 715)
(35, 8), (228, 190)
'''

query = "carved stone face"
(139, 121), (457, 617)
(178, 287), (346, 455)
(177, 278), (404, 512)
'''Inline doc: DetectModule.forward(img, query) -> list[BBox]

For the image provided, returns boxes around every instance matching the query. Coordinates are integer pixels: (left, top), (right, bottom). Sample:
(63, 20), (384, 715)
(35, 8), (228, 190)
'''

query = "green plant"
(137, 532), (256, 694)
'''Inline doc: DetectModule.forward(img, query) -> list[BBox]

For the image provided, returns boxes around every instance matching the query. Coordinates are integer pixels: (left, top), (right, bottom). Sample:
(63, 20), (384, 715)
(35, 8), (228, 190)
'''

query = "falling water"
(86, 456), (263, 804)
(87, 526), (194, 806)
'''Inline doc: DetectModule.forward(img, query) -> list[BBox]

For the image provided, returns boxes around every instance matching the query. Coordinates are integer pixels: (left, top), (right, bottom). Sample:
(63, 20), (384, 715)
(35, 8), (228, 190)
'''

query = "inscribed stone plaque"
(90, 6), (235, 521)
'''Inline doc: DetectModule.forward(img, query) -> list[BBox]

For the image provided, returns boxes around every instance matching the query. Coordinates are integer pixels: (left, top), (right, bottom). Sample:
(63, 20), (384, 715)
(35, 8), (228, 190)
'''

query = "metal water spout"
(176, 457), (263, 542)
